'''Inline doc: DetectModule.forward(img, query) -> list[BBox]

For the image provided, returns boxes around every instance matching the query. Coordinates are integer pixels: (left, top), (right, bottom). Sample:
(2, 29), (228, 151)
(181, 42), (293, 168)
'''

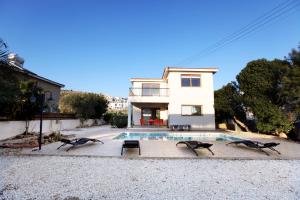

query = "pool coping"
(2, 152), (300, 160)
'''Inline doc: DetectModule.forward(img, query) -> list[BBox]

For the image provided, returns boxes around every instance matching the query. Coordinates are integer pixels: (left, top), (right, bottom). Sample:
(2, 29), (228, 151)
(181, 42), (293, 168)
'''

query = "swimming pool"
(114, 132), (242, 141)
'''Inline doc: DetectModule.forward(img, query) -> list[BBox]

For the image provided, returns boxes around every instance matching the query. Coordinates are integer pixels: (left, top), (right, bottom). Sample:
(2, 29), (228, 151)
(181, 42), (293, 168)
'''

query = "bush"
(103, 111), (115, 123)
(59, 92), (108, 120)
(111, 112), (127, 128)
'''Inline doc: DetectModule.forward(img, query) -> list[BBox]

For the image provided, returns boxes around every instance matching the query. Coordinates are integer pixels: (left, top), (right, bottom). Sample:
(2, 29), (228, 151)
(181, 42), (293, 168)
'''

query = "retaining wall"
(0, 119), (103, 140)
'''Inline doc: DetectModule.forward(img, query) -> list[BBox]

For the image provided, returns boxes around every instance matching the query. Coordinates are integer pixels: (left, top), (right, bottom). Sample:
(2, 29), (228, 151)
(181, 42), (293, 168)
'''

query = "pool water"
(114, 132), (242, 141)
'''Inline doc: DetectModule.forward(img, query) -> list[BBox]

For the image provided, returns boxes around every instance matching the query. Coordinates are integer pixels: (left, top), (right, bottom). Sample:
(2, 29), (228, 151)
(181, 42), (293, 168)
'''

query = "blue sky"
(1, 0), (300, 97)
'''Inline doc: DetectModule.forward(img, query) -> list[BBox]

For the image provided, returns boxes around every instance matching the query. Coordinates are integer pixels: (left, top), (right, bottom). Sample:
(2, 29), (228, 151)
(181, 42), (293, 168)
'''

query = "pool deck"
(20, 126), (300, 159)
(4, 126), (300, 200)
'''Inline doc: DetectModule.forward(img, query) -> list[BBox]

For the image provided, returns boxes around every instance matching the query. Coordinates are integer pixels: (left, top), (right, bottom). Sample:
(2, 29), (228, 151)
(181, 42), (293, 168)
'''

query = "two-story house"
(128, 67), (218, 130)
(6, 53), (64, 112)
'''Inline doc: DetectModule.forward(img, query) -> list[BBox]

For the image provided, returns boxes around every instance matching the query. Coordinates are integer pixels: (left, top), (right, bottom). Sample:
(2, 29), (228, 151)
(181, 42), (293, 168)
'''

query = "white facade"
(128, 67), (218, 130)
(106, 96), (128, 111)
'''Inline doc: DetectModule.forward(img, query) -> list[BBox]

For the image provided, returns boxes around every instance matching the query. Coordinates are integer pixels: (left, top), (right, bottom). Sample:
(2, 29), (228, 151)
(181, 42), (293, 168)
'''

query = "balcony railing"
(129, 88), (169, 97)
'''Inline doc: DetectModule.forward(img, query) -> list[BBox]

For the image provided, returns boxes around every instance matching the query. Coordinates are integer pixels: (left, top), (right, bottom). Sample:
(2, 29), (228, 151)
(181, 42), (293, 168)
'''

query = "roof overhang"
(162, 67), (218, 79)
(130, 78), (165, 83)
(28, 73), (65, 87)
(5, 63), (65, 87)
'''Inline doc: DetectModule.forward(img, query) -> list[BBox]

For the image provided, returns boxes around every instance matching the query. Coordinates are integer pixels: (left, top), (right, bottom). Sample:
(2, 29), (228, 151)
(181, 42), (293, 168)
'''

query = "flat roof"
(162, 67), (218, 79)
(130, 67), (218, 82)
(130, 78), (165, 82)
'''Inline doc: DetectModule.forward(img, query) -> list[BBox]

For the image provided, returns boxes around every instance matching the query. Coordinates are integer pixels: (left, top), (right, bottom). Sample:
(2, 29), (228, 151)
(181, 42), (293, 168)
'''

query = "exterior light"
(30, 95), (36, 103)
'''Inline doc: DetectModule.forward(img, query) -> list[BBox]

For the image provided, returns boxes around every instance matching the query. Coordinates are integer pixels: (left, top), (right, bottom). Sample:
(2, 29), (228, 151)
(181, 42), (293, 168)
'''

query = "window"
(181, 105), (202, 116)
(181, 74), (201, 87)
(142, 83), (160, 96)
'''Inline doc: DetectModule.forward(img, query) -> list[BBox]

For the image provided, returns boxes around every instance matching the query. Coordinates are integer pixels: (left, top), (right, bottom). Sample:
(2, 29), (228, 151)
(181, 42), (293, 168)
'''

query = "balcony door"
(142, 83), (160, 96)
(142, 108), (160, 121)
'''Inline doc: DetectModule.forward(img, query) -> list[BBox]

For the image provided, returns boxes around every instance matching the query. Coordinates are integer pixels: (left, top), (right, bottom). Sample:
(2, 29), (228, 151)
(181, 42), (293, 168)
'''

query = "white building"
(106, 96), (128, 111)
(127, 67), (218, 130)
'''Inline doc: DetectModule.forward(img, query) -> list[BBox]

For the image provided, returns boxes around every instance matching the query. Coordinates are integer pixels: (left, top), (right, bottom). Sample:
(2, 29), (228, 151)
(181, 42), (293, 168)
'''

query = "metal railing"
(129, 88), (169, 97)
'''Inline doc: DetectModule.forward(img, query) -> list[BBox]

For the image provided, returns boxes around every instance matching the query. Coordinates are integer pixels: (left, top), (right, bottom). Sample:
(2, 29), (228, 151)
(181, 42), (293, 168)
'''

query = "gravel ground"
(0, 156), (300, 200)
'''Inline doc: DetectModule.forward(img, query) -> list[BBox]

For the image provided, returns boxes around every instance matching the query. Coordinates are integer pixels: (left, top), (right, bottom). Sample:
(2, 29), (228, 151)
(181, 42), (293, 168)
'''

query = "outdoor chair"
(121, 140), (141, 155)
(170, 125), (178, 131)
(160, 119), (164, 126)
(153, 119), (164, 126)
(182, 125), (191, 131)
(57, 138), (104, 151)
(170, 125), (191, 131)
(176, 141), (214, 156)
(226, 140), (280, 156)
(148, 119), (154, 125)
(140, 118), (145, 126)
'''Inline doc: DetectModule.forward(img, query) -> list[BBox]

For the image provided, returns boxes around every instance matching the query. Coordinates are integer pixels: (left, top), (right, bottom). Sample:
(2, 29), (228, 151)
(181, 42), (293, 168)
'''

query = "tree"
(214, 82), (245, 124)
(214, 43), (300, 136)
(0, 39), (44, 134)
(280, 44), (300, 121)
(0, 38), (8, 63)
(0, 63), (20, 118)
(59, 92), (108, 120)
(236, 59), (292, 133)
(14, 81), (43, 134)
(287, 44), (300, 66)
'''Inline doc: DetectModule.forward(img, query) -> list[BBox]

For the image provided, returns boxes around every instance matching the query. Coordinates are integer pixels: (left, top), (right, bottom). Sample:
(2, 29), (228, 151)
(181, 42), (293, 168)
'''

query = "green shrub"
(59, 92), (108, 120)
(111, 113), (127, 128)
(103, 111), (116, 123)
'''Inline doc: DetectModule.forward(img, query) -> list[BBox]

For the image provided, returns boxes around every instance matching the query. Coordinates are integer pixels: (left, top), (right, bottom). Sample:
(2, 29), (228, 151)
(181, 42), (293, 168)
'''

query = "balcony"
(129, 88), (169, 103)
(129, 88), (169, 96)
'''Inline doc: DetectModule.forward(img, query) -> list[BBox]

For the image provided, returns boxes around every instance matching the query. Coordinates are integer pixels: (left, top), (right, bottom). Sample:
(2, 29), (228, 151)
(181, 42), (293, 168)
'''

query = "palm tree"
(0, 38), (9, 63)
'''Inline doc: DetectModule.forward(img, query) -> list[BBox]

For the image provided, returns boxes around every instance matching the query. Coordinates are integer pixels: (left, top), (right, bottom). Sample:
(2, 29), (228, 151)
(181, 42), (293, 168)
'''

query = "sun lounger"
(121, 140), (141, 155)
(226, 140), (280, 156)
(57, 138), (104, 151)
(176, 141), (214, 156)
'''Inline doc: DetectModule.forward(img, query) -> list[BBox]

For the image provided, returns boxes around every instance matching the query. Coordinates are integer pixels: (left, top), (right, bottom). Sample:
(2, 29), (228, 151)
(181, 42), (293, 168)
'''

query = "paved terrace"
(21, 126), (300, 159)
(2, 126), (300, 199)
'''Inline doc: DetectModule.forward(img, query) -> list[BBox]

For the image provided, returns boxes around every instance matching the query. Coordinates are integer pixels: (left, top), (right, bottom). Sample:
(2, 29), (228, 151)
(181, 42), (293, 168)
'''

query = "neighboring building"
(106, 95), (128, 111)
(128, 67), (218, 130)
(6, 53), (64, 112)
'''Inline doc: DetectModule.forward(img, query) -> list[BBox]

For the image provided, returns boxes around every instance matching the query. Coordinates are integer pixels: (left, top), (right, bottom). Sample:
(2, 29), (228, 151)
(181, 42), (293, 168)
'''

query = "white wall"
(167, 71), (216, 130)
(132, 105), (141, 125)
(0, 119), (102, 141)
(160, 108), (168, 125)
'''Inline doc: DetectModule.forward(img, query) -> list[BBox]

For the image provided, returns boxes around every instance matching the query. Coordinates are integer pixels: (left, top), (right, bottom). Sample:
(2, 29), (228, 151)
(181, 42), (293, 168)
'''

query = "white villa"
(127, 67), (218, 130)
(107, 96), (128, 111)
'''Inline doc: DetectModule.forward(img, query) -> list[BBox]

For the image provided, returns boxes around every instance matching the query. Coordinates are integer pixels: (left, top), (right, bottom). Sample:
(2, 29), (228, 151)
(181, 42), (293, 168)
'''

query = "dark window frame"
(181, 74), (201, 87)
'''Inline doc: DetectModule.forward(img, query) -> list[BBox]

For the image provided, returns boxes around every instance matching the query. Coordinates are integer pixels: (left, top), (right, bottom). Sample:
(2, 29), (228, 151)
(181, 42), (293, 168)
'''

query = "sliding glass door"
(142, 83), (160, 96)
